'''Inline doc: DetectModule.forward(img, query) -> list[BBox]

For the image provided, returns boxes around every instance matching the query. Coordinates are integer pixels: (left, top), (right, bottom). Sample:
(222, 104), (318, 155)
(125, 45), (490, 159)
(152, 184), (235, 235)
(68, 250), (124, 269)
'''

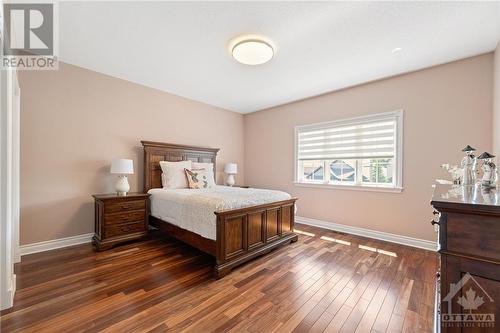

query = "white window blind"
(297, 116), (397, 161)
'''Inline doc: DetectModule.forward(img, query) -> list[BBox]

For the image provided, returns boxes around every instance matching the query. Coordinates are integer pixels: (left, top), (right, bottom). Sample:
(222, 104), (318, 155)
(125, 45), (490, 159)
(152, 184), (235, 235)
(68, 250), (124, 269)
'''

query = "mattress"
(148, 185), (292, 240)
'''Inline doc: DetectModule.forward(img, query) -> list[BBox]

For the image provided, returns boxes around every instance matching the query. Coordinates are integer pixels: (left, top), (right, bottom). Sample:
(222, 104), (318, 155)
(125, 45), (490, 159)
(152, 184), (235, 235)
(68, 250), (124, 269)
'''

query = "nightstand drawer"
(105, 222), (146, 238)
(93, 192), (150, 251)
(105, 200), (146, 214)
(104, 210), (145, 225)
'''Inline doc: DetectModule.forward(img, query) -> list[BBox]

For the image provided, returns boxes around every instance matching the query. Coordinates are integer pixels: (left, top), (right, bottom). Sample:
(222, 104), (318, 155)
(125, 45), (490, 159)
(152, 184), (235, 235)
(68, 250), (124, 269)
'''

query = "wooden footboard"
(213, 198), (298, 278)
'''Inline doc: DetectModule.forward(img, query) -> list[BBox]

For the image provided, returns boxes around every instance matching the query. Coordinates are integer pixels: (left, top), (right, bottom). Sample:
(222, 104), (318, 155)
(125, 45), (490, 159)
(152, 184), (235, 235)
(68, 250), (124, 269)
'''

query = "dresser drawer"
(105, 200), (146, 214)
(104, 210), (146, 225)
(105, 222), (146, 238)
(445, 212), (500, 261)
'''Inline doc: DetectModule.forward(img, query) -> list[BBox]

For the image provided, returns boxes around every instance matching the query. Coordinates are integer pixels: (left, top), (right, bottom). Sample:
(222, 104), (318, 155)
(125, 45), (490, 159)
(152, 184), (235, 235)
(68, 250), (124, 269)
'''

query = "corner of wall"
(242, 112), (250, 186)
(493, 40), (500, 158)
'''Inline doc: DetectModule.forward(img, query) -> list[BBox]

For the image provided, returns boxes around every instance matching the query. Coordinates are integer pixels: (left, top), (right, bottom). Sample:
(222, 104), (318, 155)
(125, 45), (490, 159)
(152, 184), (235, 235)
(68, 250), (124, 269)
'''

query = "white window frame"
(294, 110), (403, 193)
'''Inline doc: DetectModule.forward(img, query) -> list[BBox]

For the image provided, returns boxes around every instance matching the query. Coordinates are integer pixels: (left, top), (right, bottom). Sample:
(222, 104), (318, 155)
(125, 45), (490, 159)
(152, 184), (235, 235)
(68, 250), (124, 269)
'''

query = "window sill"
(293, 182), (403, 193)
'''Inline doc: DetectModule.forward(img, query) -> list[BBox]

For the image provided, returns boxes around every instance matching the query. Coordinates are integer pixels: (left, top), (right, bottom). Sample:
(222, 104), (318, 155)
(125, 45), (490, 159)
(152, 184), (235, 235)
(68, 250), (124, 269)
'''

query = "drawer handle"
(121, 225), (138, 232)
(430, 219), (440, 226)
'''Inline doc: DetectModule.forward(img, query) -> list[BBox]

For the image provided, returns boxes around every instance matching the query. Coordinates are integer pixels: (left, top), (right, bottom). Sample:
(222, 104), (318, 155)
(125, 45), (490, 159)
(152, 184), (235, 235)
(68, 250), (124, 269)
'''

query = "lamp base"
(225, 174), (235, 187)
(115, 175), (130, 196)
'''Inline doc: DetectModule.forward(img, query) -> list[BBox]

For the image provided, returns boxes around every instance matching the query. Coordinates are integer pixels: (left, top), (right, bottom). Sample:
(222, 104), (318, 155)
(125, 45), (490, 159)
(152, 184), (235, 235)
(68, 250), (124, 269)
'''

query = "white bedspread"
(148, 185), (291, 240)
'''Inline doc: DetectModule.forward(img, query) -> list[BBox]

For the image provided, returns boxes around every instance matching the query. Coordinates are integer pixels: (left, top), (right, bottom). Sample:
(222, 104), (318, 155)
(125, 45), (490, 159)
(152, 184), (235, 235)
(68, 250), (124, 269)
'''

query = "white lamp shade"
(110, 159), (134, 174)
(224, 163), (237, 174)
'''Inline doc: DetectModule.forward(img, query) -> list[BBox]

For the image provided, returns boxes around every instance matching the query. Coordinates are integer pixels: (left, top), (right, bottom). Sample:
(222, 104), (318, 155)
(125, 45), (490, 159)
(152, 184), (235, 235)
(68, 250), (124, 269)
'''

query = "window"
(295, 110), (403, 191)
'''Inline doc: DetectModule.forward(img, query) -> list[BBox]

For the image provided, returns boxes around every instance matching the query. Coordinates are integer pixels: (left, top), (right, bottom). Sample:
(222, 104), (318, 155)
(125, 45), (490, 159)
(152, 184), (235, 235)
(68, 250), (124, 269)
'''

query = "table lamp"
(224, 163), (237, 186)
(110, 158), (134, 196)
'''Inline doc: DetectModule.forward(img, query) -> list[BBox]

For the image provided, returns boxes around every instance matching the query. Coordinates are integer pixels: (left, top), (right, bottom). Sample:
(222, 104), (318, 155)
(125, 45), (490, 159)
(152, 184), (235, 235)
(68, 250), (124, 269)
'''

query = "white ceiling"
(59, 1), (500, 114)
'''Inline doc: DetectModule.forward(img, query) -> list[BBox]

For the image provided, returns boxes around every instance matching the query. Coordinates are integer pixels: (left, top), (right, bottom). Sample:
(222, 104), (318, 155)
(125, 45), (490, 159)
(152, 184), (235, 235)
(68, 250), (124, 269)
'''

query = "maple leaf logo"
(457, 288), (485, 313)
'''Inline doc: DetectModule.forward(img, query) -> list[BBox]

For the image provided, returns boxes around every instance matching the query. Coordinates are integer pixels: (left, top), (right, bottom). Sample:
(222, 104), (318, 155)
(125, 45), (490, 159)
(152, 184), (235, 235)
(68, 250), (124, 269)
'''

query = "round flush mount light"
(231, 37), (274, 65)
(392, 47), (403, 55)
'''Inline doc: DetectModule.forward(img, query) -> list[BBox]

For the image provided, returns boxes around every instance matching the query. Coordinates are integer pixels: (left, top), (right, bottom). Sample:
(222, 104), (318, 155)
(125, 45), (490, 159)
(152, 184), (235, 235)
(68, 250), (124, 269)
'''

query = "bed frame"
(141, 141), (298, 278)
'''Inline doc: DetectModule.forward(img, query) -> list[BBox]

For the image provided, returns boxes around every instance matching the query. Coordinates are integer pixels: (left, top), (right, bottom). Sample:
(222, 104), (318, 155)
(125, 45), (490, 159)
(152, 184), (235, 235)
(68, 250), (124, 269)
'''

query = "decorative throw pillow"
(184, 168), (211, 189)
(192, 162), (216, 187)
(159, 160), (192, 188)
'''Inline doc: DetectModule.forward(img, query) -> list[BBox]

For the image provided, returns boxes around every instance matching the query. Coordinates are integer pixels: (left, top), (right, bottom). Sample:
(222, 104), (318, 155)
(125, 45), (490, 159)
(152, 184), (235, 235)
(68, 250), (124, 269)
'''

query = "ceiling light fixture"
(392, 47), (403, 55)
(231, 38), (274, 65)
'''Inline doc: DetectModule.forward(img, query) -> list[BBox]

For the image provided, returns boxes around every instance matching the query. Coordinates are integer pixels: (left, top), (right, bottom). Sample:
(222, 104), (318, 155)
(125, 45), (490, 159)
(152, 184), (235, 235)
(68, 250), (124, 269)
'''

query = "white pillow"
(192, 162), (216, 187)
(159, 160), (192, 189)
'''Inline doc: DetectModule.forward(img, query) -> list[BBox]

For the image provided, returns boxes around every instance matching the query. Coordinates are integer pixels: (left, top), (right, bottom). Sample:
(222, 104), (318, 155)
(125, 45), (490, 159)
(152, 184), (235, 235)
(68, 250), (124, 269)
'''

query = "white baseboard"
(13, 248), (21, 264)
(295, 216), (437, 251)
(20, 233), (94, 257)
(17, 217), (436, 257)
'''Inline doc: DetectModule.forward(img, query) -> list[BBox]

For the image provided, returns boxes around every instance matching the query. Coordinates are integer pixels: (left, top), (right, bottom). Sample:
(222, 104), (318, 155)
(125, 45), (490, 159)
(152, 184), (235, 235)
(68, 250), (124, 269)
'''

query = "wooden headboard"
(141, 141), (219, 192)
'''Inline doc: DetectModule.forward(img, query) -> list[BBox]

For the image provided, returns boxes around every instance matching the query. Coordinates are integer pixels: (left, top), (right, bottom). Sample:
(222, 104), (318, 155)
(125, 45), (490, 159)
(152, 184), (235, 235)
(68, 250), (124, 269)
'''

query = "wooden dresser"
(92, 193), (150, 250)
(431, 185), (500, 332)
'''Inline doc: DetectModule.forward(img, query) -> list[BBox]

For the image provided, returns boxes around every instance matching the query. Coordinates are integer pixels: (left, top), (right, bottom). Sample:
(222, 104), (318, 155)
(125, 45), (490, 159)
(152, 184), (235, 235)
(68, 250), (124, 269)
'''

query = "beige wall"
(19, 62), (244, 245)
(493, 42), (500, 158)
(244, 54), (494, 241)
(20, 54), (495, 245)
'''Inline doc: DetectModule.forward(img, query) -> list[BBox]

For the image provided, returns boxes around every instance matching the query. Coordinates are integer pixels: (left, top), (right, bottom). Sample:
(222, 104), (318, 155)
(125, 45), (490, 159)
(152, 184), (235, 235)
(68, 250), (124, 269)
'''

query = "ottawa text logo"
(441, 273), (495, 329)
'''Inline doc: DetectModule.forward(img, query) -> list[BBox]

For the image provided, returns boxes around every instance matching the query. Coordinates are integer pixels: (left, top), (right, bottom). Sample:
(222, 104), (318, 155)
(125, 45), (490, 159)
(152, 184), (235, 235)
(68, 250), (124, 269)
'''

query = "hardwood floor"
(0, 224), (437, 333)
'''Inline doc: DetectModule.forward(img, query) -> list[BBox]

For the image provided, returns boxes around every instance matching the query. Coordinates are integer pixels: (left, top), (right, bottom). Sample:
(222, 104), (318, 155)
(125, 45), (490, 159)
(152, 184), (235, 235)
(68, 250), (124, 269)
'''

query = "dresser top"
(431, 184), (500, 212)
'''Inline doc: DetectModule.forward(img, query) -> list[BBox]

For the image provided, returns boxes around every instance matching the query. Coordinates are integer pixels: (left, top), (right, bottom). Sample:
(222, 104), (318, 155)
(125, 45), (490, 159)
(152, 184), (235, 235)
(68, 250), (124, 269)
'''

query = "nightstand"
(92, 192), (150, 251)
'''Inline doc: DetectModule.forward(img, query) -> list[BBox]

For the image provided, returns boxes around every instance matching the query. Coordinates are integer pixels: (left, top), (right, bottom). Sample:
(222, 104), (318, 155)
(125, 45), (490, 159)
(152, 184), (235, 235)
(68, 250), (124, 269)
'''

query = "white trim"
(20, 233), (94, 256)
(0, 273), (16, 311)
(1, 11), (21, 309)
(395, 109), (404, 190)
(295, 216), (437, 251)
(1, 59), (16, 310)
(294, 182), (403, 193)
(295, 109), (404, 130)
(12, 74), (20, 264)
(294, 110), (404, 190)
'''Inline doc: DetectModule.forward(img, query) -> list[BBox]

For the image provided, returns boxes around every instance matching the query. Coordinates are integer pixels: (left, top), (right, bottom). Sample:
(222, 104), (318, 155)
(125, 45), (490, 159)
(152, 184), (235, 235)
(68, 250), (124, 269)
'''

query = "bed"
(142, 141), (298, 278)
